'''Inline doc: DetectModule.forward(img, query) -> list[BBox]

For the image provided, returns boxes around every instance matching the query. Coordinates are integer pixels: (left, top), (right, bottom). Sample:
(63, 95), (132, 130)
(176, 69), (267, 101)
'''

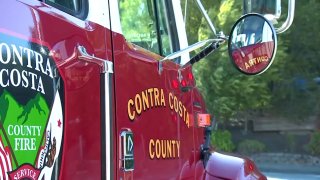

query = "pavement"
(256, 162), (320, 175)
(250, 153), (320, 175)
(265, 172), (320, 180)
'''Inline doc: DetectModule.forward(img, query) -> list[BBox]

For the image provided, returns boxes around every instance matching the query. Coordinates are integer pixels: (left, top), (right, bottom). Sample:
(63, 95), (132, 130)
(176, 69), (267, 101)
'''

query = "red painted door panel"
(0, 0), (111, 179)
(112, 34), (199, 179)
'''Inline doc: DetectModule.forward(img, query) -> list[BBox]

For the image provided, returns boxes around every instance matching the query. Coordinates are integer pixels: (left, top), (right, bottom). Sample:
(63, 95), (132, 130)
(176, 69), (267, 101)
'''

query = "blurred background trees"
(182, 0), (320, 127)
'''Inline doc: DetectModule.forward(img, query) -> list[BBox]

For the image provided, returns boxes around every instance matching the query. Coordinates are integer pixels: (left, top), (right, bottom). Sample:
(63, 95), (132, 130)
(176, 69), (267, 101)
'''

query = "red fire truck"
(0, 0), (294, 179)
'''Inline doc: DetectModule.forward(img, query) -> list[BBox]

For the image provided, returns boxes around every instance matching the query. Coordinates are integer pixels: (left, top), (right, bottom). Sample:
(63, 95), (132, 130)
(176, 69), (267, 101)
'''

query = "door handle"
(77, 45), (113, 74)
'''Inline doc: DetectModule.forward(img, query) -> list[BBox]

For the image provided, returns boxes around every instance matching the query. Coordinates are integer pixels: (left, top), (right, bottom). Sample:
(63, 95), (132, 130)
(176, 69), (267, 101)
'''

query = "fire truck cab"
(0, 0), (294, 179)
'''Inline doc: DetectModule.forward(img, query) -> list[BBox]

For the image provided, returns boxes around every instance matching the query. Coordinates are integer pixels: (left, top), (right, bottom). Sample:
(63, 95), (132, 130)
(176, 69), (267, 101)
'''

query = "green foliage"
(184, 0), (320, 125)
(306, 132), (320, 156)
(189, 0), (277, 124)
(211, 130), (235, 152)
(237, 139), (266, 155)
(285, 133), (296, 153)
(119, 0), (152, 40)
(267, 0), (320, 122)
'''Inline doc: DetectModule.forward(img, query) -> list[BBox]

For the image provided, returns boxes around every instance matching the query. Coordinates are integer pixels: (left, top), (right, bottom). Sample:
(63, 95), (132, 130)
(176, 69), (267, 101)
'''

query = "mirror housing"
(228, 13), (277, 75)
(243, 0), (281, 19)
(243, 0), (295, 34)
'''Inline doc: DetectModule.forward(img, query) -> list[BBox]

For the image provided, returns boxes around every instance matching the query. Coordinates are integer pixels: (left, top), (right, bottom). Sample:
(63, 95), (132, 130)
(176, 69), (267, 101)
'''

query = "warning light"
(244, 161), (255, 176)
(197, 114), (211, 127)
(249, 163), (254, 171)
(181, 80), (187, 87)
(188, 72), (193, 80)
(172, 80), (179, 89)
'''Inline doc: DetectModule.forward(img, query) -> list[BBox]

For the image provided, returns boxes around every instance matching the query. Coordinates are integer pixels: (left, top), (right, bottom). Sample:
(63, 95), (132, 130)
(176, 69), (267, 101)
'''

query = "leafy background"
(181, 0), (320, 161)
(182, 0), (320, 128)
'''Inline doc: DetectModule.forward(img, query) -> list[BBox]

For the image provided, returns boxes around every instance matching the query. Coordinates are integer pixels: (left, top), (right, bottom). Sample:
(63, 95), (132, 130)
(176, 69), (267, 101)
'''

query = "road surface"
(265, 172), (320, 180)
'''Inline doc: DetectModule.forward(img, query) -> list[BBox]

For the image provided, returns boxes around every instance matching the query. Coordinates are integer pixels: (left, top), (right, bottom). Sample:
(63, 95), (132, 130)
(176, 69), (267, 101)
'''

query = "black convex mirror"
(228, 13), (277, 75)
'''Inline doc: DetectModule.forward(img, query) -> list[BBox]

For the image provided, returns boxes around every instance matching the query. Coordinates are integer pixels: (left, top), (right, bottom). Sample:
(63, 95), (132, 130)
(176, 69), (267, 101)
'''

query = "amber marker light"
(197, 114), (211, 127)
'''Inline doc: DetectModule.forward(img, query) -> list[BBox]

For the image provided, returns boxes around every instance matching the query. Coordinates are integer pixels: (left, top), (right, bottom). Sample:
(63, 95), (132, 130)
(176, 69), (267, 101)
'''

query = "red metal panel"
(111, 30), (208, 178)
(0, 0), (112, 179)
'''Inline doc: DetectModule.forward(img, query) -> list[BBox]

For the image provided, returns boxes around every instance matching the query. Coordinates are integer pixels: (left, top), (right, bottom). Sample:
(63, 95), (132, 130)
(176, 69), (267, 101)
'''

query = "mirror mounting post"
(276, 0), (295, 34)
(195, 0), (217, 36)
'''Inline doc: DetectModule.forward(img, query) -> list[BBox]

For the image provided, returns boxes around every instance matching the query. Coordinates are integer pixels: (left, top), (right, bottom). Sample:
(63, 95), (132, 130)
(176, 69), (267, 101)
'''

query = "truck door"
(0, 0), (112, 179)
(111, 0), (198, 179)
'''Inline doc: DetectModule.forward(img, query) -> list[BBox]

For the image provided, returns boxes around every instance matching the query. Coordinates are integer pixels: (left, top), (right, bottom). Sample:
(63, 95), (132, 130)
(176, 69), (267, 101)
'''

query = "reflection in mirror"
(243, 0), (281, 19)
(228, 14), (277, 75)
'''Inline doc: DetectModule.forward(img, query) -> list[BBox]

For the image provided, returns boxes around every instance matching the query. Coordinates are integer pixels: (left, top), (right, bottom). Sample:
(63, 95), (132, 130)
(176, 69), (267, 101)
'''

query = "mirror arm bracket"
(276, 0), (295, 34)
(183, 42), (220, 69)
(158, 39), (217, 74)
(158, 39), (223, 74)
(195, 0), (217, 36)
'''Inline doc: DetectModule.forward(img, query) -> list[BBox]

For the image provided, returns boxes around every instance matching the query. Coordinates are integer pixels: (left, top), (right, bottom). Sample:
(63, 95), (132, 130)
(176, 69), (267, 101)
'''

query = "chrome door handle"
(77, 45), (113, 74)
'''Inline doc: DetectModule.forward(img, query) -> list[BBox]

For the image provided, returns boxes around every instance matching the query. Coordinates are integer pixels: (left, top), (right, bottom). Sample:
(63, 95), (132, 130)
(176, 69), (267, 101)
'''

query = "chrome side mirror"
(228, 14), (277, 75)
(243, 0), (295, 34)
(243, 0), (281, 19)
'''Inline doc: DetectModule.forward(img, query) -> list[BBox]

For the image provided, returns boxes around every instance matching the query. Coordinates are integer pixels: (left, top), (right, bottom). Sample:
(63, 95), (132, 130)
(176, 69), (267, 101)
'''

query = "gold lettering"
(257, 56), (262, 63)
(168, 93), (191, 128)
(161, 140), (166, 158)
(127, 89), (191, 128)
(128, 99), (135, 120)
(265, 56), (268, 61)
(176, 141), (180, 158)
(245, 62), (250, 69)
(169, 92), (174, 110)
(147, 88), (154, 107)
(245, 55), (269, 70)
(155, 139), (161, 159)
(183, 106), (187, 125)
(256, 56), (268, 63)
(148, 139), (180, 159)
(263, 56), (268, 61)
(149, 139), (155, 159)
(142, 90), (149, 111)
(172, 141), (176, 157)
(166, 140), (172, 158)
(186, 113), (190, 128)
(160, 89), (166, 106)
(127, 88), (168, 120)
(174, 96), (178, 113)
(154, 88), (160, 106)
(135, 94), (142, 115)
(249, 58), (256, 66)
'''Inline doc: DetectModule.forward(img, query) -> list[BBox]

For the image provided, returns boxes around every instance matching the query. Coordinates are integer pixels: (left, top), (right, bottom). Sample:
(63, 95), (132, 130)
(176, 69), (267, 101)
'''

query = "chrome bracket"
(77, 45), (113, 74)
